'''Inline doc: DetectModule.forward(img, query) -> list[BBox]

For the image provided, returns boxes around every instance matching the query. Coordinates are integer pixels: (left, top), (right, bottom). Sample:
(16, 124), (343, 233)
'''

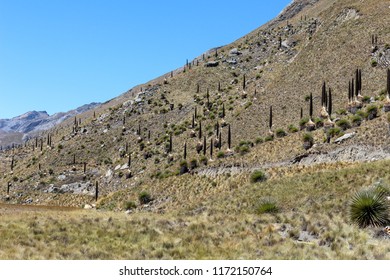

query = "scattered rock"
(226, 59), (237, 64)
(106, 169), (113, 178)
(25, 198), (33, 204)
(205, 61), (219, 67)
(229, 48), (241, 56)
(334, 132), (356, 144)
(57, 175), (66, 181)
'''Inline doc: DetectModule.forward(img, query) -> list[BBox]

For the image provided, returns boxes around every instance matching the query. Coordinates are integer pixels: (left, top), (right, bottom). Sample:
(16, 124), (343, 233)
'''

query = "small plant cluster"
(250, 170), (267, 183)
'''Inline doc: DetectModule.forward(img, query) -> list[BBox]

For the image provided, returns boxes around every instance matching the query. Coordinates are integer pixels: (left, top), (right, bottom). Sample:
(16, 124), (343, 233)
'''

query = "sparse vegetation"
(250, 170), (266, 183)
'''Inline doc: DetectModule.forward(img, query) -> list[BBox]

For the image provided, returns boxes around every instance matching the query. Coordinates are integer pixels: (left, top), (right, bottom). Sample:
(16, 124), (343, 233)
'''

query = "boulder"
(229, 48), (241, 56)
(334, 132), (356, 144)
(205, 61), (219, 67)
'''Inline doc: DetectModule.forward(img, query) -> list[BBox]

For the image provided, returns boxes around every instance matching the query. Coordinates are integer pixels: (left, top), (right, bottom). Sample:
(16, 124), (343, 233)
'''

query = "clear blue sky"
(0, 0), (291, 119)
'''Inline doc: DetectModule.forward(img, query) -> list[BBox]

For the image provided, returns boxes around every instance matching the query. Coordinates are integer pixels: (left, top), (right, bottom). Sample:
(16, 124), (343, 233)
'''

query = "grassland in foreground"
(0, 159), (390, 260)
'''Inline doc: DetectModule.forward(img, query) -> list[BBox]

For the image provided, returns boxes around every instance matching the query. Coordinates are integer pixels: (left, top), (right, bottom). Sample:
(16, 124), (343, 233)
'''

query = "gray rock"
(106, 169), (113, 178)
(25, 198), (33, 204)
(334, 132), (356, 144)
(205, 61), (219, 67)
(229, 48), (241, 56)
(57, 175), (66, 181)
(226, 59), (237, 64)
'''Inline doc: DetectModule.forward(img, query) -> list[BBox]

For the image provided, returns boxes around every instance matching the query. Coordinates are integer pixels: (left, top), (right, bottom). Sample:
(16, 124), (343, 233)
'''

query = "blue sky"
(0, 0), (291, 119)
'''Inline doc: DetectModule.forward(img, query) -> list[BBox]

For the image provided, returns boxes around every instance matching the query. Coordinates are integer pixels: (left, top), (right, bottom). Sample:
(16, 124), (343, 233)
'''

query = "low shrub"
(256, 198), (278, 214)
(336, 119), (351, 130)
(250, 170), (266, 183)
(138, 191), (152, 205)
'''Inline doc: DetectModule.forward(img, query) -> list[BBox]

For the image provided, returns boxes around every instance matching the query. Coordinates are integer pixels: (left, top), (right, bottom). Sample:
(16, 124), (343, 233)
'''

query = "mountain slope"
(0, 102), (100, 147)
(1, 0), (390, 201)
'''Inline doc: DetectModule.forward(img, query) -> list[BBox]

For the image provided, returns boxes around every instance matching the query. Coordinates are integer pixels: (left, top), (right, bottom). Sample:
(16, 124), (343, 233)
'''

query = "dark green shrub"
(189, 159), (198, 169)
(124, 201), (137, 210)
(255, 137), (264, 144)
(275, 128), (287, 138)
(336, 119), (351, 130)
(328, 127), (342, 137)
(350, 186), (390, 228)
(299, 117), (309, 129)
(217, 151), (225, 158)
(256, 198), (278, 214)
(351, 115), (362, 127)
(199, 156), (208, 166)
(362, 96), (371, 103)
(288, 125), (298, 133)
(314, 118), (324, 128)
(179, 160), (189, 175)
(264, 135), (274, 142)
(250, 170), (266, 183)
(138, 191), (152, 205)
(366, 105), (378, 120)
(302, 133), (313, 150)
(302, 133), (313, 143)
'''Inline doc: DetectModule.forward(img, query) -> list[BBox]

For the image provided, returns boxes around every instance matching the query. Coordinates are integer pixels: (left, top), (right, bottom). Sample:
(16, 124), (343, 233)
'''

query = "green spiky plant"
(350, 186), (390, 228)
(256, 198), (279, 214)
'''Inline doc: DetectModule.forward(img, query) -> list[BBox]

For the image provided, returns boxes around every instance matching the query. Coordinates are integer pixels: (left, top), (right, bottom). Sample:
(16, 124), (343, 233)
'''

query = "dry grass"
(2, 159), (388, 259)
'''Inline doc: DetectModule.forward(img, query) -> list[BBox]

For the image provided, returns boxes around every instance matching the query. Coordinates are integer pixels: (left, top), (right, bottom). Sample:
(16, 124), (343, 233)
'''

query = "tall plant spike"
(128, 154), (131, 167)
(387, 68), (390, 96)
(210, 138), (213, 158)
(222, 103), (225, 118)
(199, 121), (202, 139)
(321, 82), (326, 107)
(300, 107), (303, 119)
(169, 134), (173, 153)
(228, 124), (231, 149)
(328, 87), (332, 116)
(348, 81), (351, 102)
(95, 181), (99, 202)
(218, 132), (222, 150)
(243, 74), (246, 90)
(203, 136), (206, 155)
(309, 93), (313, 118)
(183, 142), (187, 160)
(351, 79), (355, 100)
(355, 69), (359, 97)
(269, 106), (273, 129)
